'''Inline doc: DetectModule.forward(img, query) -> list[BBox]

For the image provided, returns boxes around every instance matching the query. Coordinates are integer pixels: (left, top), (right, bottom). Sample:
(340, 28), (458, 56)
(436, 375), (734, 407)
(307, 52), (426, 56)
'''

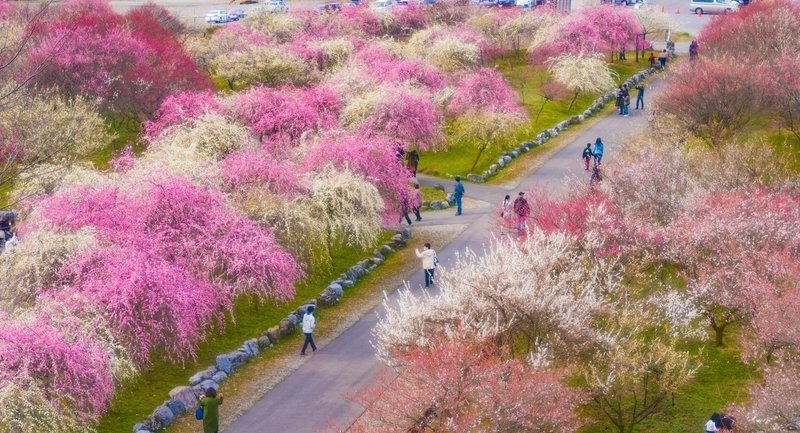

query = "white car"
(372, 0), (393, 9)
(205, 10), (230, 23)
(265, 0), (288, 12)
(515, 0), (532, 7)
(689, 0), (738, 14)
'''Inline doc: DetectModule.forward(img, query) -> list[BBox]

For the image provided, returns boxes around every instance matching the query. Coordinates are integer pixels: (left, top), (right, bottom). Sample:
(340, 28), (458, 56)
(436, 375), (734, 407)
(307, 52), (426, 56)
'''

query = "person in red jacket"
(513, 192), (530, 233)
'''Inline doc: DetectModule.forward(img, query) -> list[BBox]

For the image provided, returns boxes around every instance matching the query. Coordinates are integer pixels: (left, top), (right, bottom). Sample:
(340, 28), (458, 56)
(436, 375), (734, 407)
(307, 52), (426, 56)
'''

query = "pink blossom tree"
(143, 91), (223, 139)
(357, 88), (444, 152)
(0, 315), (114, 420)
(448, 68), (525, 117)
(221, 149), (304, 195)
(549, 5), (641, 60)
(232, 85), (341, 153)
(344, 337), (585, 433)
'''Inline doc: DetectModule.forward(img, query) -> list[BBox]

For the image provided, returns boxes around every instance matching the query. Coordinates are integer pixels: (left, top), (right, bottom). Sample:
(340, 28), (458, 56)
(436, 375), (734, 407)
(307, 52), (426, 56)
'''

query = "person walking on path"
(623, 87), (631, 117)
(616, 86), (625, 115)
(635, 84), (645, 110)
(593, 138), (604, 165)
(512, 192), (531, 233)
(415, 243), (437, 288)
(453, 176), (465, 216)
(412, 184), (422, 222)
(406, 150), (420, 176)
(689, 40), (699, 61)
(648, 52), (656, 67)
(199, 388), (224, 433)
(658, 49), (668, 69)
(501, 194), (511, 217)
(300, 305), (317, 356)
(582, 143), (593, 171)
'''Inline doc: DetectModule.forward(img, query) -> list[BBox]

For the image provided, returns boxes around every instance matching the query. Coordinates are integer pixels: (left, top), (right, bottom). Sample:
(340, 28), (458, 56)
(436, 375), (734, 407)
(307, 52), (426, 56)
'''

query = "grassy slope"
(418, 52), (652, 178)
(97, 233), (392, 433)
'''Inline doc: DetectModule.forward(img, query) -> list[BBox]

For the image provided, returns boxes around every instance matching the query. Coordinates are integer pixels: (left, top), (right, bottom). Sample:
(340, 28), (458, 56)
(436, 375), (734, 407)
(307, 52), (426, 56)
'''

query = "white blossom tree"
(548, 53), (617, 111)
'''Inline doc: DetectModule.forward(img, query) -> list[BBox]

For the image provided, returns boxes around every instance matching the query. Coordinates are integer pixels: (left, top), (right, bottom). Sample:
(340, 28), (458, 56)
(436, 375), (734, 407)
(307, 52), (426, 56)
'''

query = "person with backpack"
(593, 138), (604, 165)
(198, 387), (224, 433)
(300, 305), (317, 356)
(582, 143), (593, 171)
(512, 192), (530, 233)
(415, 243), (438, 288)
(453, 176), (465, 216)
(406, 150), (420, 176)
(616, 86), (625, 115)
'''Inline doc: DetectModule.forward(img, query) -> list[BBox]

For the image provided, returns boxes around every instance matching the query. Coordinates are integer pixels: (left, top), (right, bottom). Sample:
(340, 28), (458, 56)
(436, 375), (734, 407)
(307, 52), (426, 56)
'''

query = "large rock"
(346, 264), (366, 281)
(511, 149), (520, 158)
(433, 183), (445, 192)
(340, 279), (354, 288)
(326, 283), (344, 298)
(188, 371), (204, 387)
(242, 339), (259, 357)
(439, 200), (450, 209)
(497, 157), (505, 168)
(502, 155), (512, 165)
(401, 227), (412, 239)
(166, 399), (187, 417)
(380, 244), (394, 255)
(168, 386), (198, 413)
(266, 326), (281, 343)
(278, 318), (295, 337)
(488, 164), (498, 175)
(199, 379), (219, 393)
(133, 423), (148, 433)
(429, 201), (442, 210)
(467, 174), (484, 183)
(371, 256), (384, 266)
(212, 371), (228, 384)
(258, 335), (272, 348)
(146, 405), (175, 430)
(216, 355), (233, 374)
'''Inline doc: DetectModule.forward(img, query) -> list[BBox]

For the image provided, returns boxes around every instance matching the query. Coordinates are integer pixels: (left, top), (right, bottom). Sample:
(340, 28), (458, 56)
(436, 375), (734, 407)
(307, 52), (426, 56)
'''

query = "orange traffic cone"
(675, 7), (680, 13)
(697, 8), (703, 16)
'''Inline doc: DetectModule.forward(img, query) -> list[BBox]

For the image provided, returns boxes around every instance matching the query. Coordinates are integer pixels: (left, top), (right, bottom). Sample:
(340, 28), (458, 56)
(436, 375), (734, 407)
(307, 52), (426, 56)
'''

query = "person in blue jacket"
(593, 138), (604, 165)
(453, 176), (465, 216)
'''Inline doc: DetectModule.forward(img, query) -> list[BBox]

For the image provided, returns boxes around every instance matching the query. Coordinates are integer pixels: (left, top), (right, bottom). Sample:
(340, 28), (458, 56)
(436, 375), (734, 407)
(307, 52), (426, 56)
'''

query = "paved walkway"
(224, 78), (664, 433)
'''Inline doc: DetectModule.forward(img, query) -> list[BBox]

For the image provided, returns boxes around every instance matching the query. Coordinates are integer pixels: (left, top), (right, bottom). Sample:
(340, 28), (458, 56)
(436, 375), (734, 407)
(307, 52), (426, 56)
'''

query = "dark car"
(317, 2), (344, 11)
(496, 0), (515, 7)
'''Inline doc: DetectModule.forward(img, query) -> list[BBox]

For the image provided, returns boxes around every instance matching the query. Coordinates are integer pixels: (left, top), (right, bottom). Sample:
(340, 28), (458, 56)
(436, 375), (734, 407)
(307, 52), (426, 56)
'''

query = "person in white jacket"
(300, 305), (317, 356)
(415, 243), (438, 288)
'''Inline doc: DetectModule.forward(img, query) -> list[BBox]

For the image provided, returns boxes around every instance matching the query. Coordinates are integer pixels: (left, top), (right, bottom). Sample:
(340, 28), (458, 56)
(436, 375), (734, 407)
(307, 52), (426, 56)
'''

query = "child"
(582, 143), (593, 171)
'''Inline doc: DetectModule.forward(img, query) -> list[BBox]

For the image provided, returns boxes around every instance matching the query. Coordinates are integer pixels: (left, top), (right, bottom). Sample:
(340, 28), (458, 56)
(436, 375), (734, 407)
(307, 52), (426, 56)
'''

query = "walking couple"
(501, 192), (531, 233)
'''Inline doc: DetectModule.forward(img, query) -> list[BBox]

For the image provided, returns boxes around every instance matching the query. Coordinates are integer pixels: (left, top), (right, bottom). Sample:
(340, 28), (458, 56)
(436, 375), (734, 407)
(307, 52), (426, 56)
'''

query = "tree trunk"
(470, 141), (489, 171)
(568, 90), (580, 111)
(535, 99), (549, 124)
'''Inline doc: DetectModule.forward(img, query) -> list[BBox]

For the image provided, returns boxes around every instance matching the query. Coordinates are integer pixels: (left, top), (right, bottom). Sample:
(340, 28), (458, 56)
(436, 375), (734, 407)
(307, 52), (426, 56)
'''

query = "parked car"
(372, 0), (393, 9)
(496, 0), (515, 7)
(689, 0), (738, 14)
(205, 10), (230, 23)
(265, 0), (288, 12)
(318, 2), (346, 11)
(478, 0), (497, 6)
(227, 9), (246, 20)
(516, 0), (532, 8)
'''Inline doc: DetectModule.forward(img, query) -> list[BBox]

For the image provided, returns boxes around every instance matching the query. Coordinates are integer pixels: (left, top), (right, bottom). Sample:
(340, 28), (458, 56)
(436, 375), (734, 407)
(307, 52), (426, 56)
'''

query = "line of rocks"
(463, 68), (657, 183)
(131, 228), (413, 433)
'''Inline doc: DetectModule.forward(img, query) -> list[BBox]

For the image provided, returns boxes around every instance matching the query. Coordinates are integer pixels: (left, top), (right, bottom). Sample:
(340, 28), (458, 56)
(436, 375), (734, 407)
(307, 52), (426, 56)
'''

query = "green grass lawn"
(96, 233), (393, 433)
(420, 185), (447, 202)
(419, 52), (652, 178)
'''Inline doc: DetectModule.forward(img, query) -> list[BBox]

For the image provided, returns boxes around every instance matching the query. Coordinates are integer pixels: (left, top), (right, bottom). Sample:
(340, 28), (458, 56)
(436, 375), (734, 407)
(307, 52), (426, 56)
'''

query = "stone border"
(462, 68), (658, 183)
(131, 228), (413, 433)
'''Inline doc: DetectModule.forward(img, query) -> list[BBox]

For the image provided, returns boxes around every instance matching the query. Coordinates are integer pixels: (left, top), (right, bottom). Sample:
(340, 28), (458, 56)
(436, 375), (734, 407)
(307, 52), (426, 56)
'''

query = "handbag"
(195, 404), (204, 421)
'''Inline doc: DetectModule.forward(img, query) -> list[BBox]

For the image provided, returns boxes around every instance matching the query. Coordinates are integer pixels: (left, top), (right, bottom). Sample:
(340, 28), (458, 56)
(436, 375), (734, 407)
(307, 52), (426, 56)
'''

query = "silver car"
(265, 0), (288, 12)
(689, 0), (738, 14)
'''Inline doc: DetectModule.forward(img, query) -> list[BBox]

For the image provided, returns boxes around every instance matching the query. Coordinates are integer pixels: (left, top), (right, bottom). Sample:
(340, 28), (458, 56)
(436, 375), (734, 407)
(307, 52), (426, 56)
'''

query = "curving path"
(224, 74), (667, 433)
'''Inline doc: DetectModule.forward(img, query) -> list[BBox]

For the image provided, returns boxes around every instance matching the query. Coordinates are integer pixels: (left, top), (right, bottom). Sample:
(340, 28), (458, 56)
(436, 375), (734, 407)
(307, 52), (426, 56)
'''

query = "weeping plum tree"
(548, 53), (617, 111)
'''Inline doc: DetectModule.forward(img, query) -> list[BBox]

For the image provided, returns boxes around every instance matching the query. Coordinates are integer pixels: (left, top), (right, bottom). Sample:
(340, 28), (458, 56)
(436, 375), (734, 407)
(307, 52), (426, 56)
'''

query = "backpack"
(433, 254), (440, 267)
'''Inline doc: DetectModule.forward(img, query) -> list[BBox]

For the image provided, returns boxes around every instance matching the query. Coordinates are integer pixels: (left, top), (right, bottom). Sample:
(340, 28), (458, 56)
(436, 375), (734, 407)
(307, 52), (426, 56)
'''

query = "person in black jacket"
(582, 143), (593, 171)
